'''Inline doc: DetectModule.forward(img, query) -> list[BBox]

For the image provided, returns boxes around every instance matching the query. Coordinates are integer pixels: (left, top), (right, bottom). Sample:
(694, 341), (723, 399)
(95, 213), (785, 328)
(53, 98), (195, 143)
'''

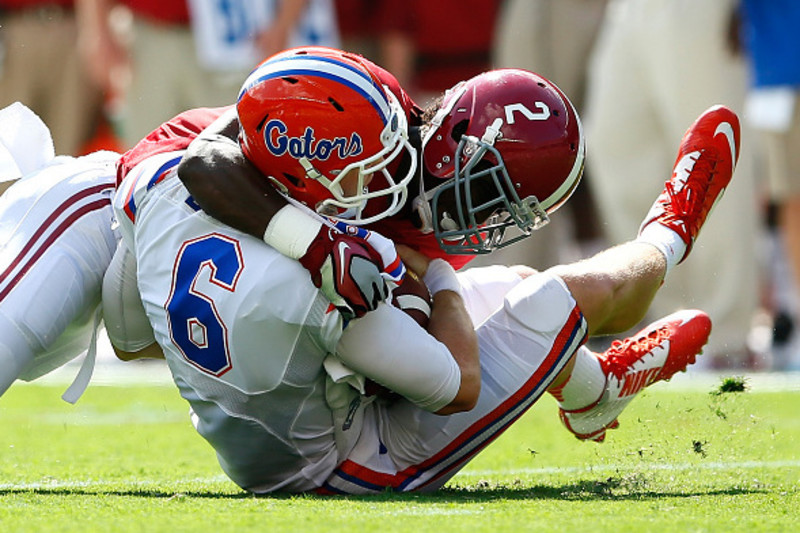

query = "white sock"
(635, 223), (686, 275)
(551, 347), (606, 411)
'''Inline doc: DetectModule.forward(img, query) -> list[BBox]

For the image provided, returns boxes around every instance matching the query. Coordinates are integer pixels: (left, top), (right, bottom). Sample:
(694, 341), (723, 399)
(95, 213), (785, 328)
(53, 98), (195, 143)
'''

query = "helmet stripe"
(238, 55), (391, 125)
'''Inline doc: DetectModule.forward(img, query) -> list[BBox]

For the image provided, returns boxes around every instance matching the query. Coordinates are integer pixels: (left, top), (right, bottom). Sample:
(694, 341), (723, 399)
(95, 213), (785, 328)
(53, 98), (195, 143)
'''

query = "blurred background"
(2, 0), (799, 372)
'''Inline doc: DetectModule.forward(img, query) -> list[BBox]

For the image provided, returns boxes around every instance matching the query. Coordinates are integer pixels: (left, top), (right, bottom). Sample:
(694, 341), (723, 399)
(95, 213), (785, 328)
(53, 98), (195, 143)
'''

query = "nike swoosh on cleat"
(714, 122), (737, 169)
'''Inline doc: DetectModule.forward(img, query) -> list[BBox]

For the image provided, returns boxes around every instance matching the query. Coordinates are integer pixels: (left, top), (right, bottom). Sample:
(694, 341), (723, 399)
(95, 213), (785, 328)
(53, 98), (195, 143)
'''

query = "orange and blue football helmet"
(237, 47), (417, 225)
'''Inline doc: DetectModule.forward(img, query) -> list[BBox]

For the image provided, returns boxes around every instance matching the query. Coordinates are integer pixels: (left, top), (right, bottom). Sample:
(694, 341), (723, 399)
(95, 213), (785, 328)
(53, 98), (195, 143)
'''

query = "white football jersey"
(115, 156), (347, 491)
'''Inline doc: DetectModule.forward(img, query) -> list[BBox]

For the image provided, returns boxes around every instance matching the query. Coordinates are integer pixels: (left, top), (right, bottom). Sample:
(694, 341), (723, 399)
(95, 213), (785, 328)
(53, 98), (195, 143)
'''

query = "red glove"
(299, 225), (390, 320)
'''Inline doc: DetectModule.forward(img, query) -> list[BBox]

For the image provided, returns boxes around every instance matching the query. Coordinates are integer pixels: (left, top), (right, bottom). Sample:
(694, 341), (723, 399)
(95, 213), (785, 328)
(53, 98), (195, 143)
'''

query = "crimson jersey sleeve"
(115, 106), (232, 185)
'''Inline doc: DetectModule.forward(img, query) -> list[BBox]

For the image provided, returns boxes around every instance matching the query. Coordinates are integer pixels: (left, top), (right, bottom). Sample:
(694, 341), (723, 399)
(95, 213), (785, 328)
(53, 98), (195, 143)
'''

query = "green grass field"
(1, 367), (798, 532)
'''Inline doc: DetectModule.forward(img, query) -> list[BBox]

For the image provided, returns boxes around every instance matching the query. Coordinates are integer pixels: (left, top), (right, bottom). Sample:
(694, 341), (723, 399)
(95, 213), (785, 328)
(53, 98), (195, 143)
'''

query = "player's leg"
(554, 309), (710, 441)
(0, 154), (117, 395)
(550, 105), (740, 440)
(548, 241), (667, 337)
(322, 268), (585, 494)
(554, 104), (740, 334)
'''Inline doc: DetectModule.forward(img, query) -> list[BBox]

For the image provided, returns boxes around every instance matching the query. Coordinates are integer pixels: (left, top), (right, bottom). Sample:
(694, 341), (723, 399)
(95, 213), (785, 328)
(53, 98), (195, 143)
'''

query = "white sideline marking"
(27, 359), (800, 392)
(464, 459), (800, 477)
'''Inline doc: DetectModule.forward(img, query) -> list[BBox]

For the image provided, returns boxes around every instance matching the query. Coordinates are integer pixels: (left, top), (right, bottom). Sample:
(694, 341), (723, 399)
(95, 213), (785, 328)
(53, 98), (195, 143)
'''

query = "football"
(391, 270), (432, 328)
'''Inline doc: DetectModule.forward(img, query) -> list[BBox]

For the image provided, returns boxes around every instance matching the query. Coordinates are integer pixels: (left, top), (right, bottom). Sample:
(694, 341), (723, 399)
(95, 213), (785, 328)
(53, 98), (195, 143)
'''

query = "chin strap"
(412, 194), (434, 234)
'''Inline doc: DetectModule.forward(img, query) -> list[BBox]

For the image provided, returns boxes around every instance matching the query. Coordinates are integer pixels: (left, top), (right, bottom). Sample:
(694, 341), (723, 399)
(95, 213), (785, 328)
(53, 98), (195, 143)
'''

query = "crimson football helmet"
(413, 69), (585, 254)
(237, 47), (416, 224)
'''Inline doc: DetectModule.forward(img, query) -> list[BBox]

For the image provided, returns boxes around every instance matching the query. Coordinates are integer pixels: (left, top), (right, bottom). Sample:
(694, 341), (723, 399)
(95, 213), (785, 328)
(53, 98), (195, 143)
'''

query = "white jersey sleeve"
(335, 304), (461, 412)
(102, 240), (156, 352)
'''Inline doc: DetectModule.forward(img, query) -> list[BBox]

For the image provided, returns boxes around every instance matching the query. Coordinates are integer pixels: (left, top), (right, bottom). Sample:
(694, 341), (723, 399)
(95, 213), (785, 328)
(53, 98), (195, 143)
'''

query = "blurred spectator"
(740, 0), (800, 369)
(493, 0), (607, 109)
(0, 0), (105, 155)
(584, 0), (759, 368)
(77, 0), (339, 149)
(371, 0), (501, 104)
(334, 0), (380, 60)
(470, 0), (609, 272)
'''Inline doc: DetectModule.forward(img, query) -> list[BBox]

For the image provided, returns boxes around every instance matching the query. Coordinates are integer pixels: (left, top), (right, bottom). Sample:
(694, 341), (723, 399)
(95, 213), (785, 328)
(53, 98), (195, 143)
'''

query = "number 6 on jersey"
(166, 233), (244, 376)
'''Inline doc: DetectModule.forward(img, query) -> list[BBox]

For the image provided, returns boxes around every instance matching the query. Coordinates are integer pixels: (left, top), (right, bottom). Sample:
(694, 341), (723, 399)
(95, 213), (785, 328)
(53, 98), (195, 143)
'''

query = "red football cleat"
(559, 309), (712, 442)
(639, 105), (740, 262)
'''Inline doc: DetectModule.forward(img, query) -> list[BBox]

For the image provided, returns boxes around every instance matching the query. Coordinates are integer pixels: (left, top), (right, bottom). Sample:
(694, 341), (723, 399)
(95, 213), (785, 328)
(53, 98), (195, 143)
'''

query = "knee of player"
(546, 267), (618, 328)
(502, 271), (580, 333)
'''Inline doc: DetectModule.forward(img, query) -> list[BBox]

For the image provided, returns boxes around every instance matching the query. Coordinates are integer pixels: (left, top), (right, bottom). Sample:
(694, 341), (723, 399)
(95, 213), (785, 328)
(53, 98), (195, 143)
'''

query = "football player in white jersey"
(111, 48), (741, 493)
(0, 103), (119, 400)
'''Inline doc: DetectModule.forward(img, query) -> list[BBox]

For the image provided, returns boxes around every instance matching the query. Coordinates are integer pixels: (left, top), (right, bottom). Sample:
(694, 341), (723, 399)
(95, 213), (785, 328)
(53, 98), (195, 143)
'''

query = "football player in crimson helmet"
(237, 47), (417, 225)
(412, 69), (585, 254)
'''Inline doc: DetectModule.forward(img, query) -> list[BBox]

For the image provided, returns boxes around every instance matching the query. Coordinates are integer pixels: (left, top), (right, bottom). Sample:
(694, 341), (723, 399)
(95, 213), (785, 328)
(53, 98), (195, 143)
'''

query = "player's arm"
(336, 247), (480, 415)
(177, 109), (397, 319)
(425, 277), (481, 414)
(177, 107), (279, 238)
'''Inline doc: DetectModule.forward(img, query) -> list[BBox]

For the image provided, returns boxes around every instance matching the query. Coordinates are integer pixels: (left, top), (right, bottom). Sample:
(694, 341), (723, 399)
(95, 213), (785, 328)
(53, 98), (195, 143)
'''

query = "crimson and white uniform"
(114, 152), (588, 494)
(0, 149), (117, 395)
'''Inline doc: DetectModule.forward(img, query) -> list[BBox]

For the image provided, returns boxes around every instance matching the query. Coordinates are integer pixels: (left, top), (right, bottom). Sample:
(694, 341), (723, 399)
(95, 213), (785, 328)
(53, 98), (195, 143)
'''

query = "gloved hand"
(299, 222), (403, 320)
(299, 224), (385, 320)
(330, 220), (406, 285)
(264, 204), (405, 320)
